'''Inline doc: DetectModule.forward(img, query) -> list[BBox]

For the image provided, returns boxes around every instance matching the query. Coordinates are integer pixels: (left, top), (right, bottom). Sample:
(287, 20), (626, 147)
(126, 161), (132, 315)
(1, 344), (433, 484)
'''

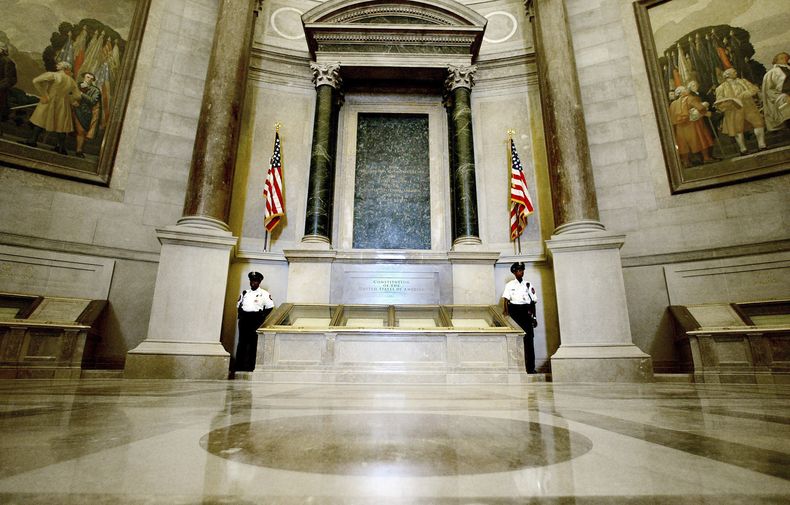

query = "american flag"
(263, 131), (285, 232)
(509, 138), (534, 240)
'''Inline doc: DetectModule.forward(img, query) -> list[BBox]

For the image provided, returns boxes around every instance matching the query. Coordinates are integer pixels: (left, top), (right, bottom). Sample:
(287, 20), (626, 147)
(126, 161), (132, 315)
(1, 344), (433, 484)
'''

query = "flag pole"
(507, 129), (522, 256)
(264, 122), (282, 252)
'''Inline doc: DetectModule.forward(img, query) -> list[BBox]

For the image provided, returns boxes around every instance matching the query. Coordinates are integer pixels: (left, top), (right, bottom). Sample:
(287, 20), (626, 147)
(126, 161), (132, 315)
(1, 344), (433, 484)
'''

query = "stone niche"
(285, 0), (495, 305)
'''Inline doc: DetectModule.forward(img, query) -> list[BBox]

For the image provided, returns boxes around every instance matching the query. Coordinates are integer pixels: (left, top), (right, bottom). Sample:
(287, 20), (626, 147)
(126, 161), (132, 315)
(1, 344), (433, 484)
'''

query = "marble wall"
(566, 0), (790, 367)
(0, 0), (786, 373)
(0, 0), (218, 366)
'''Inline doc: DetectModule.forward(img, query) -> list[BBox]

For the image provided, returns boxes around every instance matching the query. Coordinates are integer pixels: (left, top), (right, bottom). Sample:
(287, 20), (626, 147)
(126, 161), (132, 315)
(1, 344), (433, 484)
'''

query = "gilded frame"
(634, 0), (790, 193)
(0, 0), (151, 185)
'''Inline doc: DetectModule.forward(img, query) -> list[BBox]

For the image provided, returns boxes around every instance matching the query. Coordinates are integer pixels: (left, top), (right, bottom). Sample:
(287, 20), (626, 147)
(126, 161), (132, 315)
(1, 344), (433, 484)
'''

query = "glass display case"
(266, 304), (512, 331)
(275, 304), (338, 329)
(254, 303), (528, 384)
(0, 292), (106, 379)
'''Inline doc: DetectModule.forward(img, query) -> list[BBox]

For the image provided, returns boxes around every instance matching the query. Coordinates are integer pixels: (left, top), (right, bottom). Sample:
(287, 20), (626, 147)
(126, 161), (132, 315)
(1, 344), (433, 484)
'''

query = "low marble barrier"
(244, 303), (535, 384)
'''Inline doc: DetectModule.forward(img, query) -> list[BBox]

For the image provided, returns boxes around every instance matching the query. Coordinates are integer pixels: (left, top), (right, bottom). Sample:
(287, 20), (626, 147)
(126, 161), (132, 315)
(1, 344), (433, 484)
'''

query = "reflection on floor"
(0, 380), (788, 504)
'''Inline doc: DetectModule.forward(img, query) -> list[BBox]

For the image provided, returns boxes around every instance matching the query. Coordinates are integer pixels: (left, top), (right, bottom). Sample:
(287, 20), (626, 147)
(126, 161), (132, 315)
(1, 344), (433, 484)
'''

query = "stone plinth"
(284, 248), (336, 304)
(125, 226), (237, 379)
(547, 232), (652, 382)
(448, 250), (500, 304)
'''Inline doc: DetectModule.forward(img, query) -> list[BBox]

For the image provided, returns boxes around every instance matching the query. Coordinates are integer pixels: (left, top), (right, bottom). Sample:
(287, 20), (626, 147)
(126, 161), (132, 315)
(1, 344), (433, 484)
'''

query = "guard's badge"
(530, 287), (535, 294)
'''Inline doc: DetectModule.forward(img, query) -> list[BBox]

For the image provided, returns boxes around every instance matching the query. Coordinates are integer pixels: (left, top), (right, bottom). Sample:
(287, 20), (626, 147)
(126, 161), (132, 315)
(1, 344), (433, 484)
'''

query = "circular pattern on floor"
(200, 413), (593, 476)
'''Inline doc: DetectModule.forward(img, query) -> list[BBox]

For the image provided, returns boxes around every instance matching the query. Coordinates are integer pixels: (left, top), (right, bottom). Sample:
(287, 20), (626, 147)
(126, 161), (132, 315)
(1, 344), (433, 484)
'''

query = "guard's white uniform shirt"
(238, 288), (274, 312)
(502, 279), (538, 305)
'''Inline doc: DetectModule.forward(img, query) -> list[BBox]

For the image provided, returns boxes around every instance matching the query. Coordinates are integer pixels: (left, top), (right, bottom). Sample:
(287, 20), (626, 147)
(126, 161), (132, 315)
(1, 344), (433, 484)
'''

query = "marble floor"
(0, 380), (788, 504)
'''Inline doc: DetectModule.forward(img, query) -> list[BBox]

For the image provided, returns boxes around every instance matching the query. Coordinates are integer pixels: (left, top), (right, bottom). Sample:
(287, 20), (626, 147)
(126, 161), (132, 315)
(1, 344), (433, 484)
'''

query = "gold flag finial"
(274, 122), (282, 132)
(507, 129), (516, 139)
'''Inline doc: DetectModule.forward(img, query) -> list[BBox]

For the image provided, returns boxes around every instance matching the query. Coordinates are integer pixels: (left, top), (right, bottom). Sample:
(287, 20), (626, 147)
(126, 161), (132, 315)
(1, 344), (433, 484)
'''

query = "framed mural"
(0, 0), (150, 185)
(634, 0), (790, 193)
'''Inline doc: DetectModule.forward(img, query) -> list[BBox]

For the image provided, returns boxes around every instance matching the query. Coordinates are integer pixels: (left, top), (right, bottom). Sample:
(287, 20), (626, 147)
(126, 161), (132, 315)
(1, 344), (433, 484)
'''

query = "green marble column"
(445, 65), (481, 245)
(303, 63), (342, 243)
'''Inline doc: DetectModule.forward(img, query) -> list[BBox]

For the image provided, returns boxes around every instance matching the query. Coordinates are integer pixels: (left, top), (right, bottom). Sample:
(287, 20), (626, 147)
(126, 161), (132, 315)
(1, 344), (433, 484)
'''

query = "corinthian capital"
(310, 62), (343, 89)
(445, 65), (477, 92)
(524, 0), (535, 20)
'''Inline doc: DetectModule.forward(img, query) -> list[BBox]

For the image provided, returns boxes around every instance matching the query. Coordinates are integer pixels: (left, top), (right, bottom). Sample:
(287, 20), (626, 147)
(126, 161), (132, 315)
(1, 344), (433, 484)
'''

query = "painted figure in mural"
(21, 61), (81, 155)
(56, 30), (75, 69)
(0, 42), (17, 137)
(705, 32), (725, 85)
(72, 26), (90, 76)
(73, 72), (101, 158)
(714, 68), (766, 154)
(689, 33), (713, 95)
(762, 52), (790, 132)
(234, 271), (275, 373)
(726, 29), (754, 83)
(502, 262), (539, 374)
(670, 84), (715, 166)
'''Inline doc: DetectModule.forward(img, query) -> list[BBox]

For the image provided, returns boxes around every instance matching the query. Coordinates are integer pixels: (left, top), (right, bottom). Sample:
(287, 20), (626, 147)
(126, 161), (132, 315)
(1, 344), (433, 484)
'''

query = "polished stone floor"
(0, 380), (788, 504)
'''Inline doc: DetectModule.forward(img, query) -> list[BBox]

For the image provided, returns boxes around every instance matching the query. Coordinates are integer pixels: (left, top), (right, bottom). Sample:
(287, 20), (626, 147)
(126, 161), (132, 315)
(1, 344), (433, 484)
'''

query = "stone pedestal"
(448, 250), (499, 304)
(284, 247), (336, 303)
(547, 232), (652, 382)
(125, 226), (237, 379)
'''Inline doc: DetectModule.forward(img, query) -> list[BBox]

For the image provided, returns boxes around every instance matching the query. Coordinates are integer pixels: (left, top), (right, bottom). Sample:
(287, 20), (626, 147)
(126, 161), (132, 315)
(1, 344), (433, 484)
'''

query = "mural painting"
(635, 0), (790, 192)
(0, 0), (149, 184)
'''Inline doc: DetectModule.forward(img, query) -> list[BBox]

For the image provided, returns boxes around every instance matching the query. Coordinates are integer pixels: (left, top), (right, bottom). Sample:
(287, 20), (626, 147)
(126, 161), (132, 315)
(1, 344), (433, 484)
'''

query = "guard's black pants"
(235, 309), (269, 372)
(508, 302), (536, 373)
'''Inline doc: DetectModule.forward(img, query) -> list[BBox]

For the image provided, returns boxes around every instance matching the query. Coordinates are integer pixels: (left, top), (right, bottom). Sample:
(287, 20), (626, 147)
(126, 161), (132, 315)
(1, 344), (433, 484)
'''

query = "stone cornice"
(310, 28), (479, 46)
(326, 5), (453, 25)
(302, 0), (486, 65)
(303, 0), (487, 27)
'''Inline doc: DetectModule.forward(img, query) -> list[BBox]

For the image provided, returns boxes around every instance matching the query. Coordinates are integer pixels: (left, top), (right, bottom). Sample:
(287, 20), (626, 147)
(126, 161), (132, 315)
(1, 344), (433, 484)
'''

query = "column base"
(551, 344), (653, 382)
(124, 224), (237, 379)
(301, 235), (331, 248)
(546, 230), (654, 383)
(452, 236), (482, 248)
(124, 341), (230, 379)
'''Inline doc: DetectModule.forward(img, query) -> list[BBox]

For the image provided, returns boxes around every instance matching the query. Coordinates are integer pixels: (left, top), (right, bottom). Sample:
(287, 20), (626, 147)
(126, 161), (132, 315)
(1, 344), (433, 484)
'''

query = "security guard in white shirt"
(235, 271), (275, 372)
(502, 262), (539, 373)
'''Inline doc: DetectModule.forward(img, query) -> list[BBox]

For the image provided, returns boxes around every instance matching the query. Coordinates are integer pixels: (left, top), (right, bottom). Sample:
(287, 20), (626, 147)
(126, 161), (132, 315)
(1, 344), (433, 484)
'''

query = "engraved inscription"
(344, 273), (439, 304)
(353, 114), (431, 250)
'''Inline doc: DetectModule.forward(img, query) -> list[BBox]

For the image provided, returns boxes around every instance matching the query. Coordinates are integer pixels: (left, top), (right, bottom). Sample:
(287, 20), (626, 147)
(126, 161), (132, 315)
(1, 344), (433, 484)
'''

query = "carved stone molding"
(310, 62), (343, 89)
(302, 0), (486, 67)
(445, 64), (477, 91)
(325, 5), (454, 25)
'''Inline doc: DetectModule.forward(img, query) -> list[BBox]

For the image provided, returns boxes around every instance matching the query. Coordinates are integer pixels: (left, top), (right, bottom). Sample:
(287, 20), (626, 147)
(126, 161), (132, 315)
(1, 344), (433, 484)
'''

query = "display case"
(267, 304), (512, 331)
(671, 300), (790, 384)
(0, 292), (106, 379)
(251, 304), (530, 384)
